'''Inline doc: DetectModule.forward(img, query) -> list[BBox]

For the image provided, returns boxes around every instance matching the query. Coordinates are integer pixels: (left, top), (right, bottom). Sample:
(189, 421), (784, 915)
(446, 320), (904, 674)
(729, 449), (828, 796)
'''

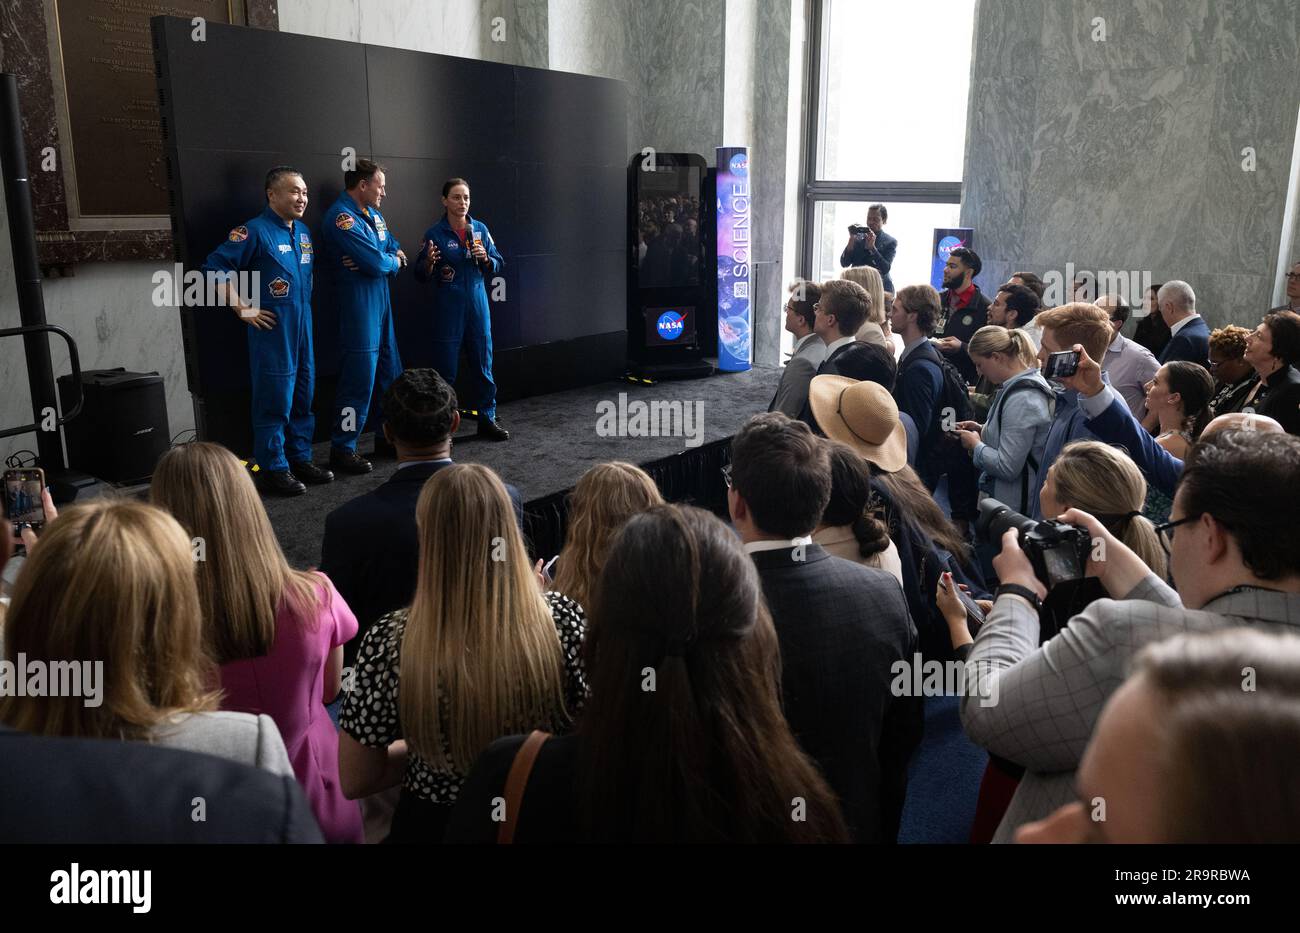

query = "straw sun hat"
(808, 374), (907, 473)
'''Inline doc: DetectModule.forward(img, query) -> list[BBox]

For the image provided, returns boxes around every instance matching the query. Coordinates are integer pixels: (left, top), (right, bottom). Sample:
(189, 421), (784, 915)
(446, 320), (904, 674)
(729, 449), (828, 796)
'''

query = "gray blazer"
(960, 576), (1300, 842)
(769, 336), (828, 418)
(151, 711), (295, 777)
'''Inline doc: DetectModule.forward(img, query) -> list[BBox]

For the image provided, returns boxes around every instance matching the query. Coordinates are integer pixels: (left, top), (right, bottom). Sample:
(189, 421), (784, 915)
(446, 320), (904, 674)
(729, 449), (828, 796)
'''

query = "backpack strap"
(989, 379), (1054, 514)
(498, 730), (551, 844)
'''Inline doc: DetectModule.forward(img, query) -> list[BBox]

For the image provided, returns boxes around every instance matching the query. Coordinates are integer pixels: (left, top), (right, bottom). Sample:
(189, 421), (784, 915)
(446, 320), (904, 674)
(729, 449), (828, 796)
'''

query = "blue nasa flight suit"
(413, 215), (503, 420)
(320, 192), (403, 452)
(202, 207), (316, 472)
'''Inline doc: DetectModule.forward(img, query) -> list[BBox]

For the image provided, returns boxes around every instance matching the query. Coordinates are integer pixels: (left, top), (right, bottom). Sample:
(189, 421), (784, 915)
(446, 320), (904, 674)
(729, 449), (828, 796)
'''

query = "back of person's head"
(874, 463), (970, 561)
(403, 464), (567, 771)
(382, 368), (458, 448)
(820, 441), (891, 560)
(1049, 441), (1166, 578)
(0, 499), (217, 740)
(1036, 301), (1112, 363)
(1134, 628), (1300, 843)
(1209, 324), (1251, 362)
(819, 279), (870, 336)
(950, 246), (981, 277)
(787, 279), (821, 331)
(1262, 310), (1300, 366)
(968, 325), (1038, 370)
(845, 340), (899, 391)
(152, 442), (322, 663)
(1158, 280), (1196, 314)
(578, 504), (848, 842)
(1162, 361), (1215, 439)
(553, 462), (664, 611)
(1098, 294), (1131, 328)
(1178, 430), (1300, 582)
(895, 284), (941, 335)
(840, 266), (886, 325)
(1010, 271), (1046, 302)
(997, 283), (1041, 328)
(730, 413), (832, 538)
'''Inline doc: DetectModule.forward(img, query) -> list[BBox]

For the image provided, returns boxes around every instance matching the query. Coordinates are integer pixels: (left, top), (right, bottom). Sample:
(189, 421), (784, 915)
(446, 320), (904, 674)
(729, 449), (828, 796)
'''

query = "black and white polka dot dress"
(338, 591), (587, 806)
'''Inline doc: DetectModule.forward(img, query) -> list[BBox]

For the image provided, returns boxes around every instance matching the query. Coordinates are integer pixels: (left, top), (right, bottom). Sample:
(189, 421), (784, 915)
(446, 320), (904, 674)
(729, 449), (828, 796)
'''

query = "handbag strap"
(498, 729), (550, 844)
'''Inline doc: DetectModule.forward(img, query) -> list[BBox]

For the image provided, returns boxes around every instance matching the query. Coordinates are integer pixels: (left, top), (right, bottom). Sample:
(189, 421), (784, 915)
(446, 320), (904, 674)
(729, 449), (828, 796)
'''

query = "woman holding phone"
(414, 178), (509, 440)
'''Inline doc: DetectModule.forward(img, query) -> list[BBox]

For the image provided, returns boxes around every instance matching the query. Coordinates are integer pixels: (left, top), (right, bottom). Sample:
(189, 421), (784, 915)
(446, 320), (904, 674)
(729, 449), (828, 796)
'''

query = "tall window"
(802, 0), (976, 291)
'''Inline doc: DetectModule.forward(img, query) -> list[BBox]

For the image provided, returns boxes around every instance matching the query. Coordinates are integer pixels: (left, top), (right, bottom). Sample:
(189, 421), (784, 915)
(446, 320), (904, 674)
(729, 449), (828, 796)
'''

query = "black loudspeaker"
(56, 369), (171, 485)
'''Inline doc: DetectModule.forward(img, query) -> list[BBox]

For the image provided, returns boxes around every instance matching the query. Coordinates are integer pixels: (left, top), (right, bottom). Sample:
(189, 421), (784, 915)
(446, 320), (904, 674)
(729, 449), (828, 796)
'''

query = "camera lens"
(976, 498), (1040, 543)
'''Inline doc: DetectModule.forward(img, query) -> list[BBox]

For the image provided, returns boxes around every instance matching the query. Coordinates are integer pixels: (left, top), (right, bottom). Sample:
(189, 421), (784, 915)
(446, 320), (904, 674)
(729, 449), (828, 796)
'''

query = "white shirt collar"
(743, 535), (813, 555)
(824, 335), (856, 356)
(1169, 313), (1200, 337)
(793, 332), (819, 354)
(397, 458), (453, 469)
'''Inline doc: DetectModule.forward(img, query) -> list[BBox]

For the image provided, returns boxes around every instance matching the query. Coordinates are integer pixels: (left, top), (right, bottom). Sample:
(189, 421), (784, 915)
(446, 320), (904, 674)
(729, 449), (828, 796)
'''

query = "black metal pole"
(0, 72), (64, 470)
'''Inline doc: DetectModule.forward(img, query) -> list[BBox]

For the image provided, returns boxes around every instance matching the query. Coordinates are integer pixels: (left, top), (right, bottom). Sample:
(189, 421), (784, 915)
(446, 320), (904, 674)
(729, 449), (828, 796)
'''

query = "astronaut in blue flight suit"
(413, 177), (509, 441)
(202, 166), (333, 497)
(319, 160), (407, 474)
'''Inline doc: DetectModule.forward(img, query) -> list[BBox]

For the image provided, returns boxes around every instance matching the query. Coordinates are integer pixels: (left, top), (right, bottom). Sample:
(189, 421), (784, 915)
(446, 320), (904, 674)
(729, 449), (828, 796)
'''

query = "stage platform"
(263, 364), (783, 569)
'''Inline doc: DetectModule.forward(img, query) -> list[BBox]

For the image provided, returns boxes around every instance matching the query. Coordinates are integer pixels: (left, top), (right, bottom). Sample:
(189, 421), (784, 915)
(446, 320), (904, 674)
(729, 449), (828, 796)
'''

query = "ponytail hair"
(1163, 361), (1215, 440)
(968, 325), (1037, 370)
(1051, 441), (1166, 578)
(821, 442), (891, 559)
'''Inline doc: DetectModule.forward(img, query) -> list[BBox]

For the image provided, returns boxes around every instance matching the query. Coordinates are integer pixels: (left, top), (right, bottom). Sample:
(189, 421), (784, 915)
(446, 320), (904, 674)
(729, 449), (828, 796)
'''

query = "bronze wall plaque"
(0, 0), (278, 271)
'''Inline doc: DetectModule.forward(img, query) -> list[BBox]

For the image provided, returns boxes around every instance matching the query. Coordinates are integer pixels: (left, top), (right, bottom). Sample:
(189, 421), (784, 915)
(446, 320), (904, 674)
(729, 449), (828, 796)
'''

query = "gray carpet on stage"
(263, 365), (782, 569)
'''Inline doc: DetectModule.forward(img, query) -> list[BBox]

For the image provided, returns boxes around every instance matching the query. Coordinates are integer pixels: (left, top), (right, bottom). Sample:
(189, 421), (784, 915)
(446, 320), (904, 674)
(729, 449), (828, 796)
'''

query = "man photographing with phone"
(840, 204), (896, 292)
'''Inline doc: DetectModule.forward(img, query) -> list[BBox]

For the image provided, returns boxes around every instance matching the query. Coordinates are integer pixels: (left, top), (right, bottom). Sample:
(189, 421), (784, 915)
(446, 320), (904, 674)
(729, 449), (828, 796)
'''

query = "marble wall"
(0, 0), (798, 458)
(963, 0), (1300, 328)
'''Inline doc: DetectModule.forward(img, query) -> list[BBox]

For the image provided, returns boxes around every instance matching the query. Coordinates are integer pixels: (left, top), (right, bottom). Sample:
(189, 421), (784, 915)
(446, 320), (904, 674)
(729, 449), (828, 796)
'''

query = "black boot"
(290, 461), (335, 484)
(330, 447), (373, 475)
(256, 469), (306, 497)
(478, 417), (509, 441)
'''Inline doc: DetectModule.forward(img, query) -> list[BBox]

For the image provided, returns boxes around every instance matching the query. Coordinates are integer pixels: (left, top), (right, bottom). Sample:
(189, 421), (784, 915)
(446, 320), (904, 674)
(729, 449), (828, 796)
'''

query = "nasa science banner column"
(715, 146), (751, 373)
(930, 227), (974, 290)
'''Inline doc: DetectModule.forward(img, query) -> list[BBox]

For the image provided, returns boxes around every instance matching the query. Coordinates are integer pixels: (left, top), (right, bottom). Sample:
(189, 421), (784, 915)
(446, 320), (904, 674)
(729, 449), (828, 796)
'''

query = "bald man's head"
(1202, 411), (1284, 438)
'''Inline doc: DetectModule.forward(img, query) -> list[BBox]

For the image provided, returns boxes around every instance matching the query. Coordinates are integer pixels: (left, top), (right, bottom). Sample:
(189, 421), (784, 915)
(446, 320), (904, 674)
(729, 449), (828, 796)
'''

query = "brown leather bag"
(497, 730), (551, 844)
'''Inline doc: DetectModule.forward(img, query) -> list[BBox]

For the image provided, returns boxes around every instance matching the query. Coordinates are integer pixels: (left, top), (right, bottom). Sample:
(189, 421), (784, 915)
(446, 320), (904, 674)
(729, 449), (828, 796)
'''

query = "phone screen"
(1044, 350), (1080, 379)
(5, 471), (45, 527)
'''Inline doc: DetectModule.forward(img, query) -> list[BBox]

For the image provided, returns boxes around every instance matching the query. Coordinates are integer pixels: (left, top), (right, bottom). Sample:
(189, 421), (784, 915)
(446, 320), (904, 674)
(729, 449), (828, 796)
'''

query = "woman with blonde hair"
(152, 441), (363, 843)
(954, 326), (1054, 516)
(550, 461), (663, 611)
(338, 463), (586, 843)
(0, 499), (293, 775)
(841, 265), (889, 349)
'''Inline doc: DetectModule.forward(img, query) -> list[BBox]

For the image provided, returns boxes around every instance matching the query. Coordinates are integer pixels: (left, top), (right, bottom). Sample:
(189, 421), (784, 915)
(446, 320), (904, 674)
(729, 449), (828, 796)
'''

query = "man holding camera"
(959, 428), (1300, 842)
(839, 204), (896, 292)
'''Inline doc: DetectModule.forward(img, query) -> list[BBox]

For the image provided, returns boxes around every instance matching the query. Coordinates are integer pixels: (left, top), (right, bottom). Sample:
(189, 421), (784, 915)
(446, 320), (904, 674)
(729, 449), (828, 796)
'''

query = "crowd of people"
(2, 249), (1299, 845)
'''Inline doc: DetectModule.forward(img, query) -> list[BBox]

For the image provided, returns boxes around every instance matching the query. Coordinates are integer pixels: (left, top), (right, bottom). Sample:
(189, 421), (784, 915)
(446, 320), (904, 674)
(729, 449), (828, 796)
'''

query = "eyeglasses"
(721, 463), (733, 489)
(1154, 513), (1201, 554)
(1286, 272), (1300, 280)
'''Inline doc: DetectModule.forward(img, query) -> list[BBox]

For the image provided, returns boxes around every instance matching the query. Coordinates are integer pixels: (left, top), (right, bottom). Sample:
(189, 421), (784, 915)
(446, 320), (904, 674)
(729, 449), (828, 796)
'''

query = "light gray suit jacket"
(960, 576), (1300, 842)
(769, 336), (828, 418)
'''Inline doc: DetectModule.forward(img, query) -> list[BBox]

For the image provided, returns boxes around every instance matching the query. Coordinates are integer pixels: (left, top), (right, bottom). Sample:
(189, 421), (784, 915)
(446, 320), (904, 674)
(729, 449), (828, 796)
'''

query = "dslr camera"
(976, 498), (1092, 590)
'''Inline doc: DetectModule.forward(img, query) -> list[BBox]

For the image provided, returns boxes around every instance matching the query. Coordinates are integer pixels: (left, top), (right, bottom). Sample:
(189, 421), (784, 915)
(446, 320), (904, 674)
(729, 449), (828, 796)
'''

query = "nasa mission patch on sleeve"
(335, 213), (355, 231)
(228, 226), (249, 242)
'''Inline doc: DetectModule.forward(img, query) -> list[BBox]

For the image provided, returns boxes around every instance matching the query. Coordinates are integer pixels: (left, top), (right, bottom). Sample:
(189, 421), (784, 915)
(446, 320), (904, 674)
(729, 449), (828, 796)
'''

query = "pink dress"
(220, 572), (363, 843)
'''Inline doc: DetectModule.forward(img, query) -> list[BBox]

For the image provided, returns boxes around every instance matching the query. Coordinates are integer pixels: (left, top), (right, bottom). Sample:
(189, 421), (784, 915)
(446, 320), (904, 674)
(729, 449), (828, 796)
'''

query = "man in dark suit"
(1156, 280), (1210, 366)
(727, 412), (920, 843)
(320, 368), (521, 666)
(797, 280), (896, 431)
(0, 727), (322, 843)
(839, 203), (897, 292)
(935, 246), (991, 385)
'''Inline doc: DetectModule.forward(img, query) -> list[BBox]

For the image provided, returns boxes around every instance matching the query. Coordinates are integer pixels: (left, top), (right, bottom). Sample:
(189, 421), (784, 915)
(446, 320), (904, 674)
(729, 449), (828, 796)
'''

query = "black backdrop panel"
(153, 16), (628, 454)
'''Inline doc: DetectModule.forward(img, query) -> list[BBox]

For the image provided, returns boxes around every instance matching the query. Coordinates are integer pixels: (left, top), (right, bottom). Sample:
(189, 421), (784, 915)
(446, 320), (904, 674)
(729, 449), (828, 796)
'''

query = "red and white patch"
(440, 265), (456, 283)
(228, 226), (248, 242)
(268, 276), (290, 298)
(334, 213), (355, 231)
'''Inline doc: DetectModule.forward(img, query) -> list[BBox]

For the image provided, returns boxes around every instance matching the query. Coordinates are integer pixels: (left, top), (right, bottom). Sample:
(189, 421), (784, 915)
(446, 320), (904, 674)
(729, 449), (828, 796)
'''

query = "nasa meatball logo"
(228, 226), (248, 242)
(268, 277), (290, 298)
(937, 235), (963, 258)
(334, 213), (356, 231)
(440, 265), (456, 283)
(656, 310), (687, 340)
(729, 153), (748, 176)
